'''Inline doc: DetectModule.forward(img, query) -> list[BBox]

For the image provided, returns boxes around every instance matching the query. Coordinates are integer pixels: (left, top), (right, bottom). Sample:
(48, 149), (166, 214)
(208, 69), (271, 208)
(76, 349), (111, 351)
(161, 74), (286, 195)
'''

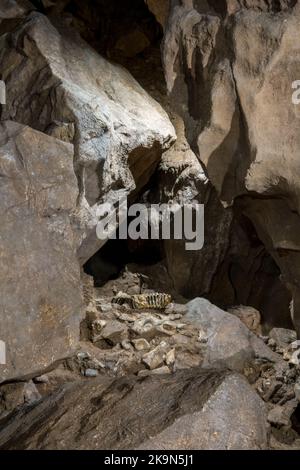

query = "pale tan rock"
(137, 369), (151, 377)
(150, 366), (171, 375)
(114, 311), (138, 323)
(171, 334), (190, 345)
(0, 122), (83, 383)
(165, 349), (175, 366)
(156, 321), (177, 336)
(101, 321), (128, 346)
(164, 303), (187, 316)
(121, 340), (133, 351)
(85, 303), (100, 323)
(131, 317), (161, 339)
(132, 339), (150, 351)
(90, 320), (107, 343)
(142, 342), (167, 370)
(174, 351), (202, 370)
(227, 306), (262, 335)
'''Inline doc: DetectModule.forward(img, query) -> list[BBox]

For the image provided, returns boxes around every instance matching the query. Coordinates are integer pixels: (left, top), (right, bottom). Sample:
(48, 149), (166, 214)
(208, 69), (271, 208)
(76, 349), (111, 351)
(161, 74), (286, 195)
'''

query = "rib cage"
(112, 292), (172, 309)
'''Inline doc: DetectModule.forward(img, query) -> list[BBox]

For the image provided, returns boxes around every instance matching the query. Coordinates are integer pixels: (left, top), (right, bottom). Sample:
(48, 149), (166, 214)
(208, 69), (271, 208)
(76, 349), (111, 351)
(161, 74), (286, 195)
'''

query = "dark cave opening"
(224, 213), (293, 332)
(76, 0), (167, 287)
(83, 205), (293, 332)
(64, 0), (163, 58)
(38, 0), (164, 71)
(38, 0), (167, 98)
(291, 403), (300, 435)
(84, 237), (163, 288)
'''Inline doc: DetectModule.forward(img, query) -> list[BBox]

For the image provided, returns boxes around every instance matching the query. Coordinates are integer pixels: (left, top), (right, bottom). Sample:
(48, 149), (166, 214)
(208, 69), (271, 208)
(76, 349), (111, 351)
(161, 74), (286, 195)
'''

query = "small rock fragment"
(165, 349), (175, 366)
(34, 374), (50, 384)
(121, 339), (133, 351)
(157, 321), (177, 336)
(101, 320), (128, 345)
(95, 299), (113, 313)
(171, 334), (190, 345)
(23, 381), (41, 404)
(268, 338), (277, 350)
(267, 399), (298, 427)
(90, 319), (107, 343)
(85, 303), (100, 323)
(269, 328), (297, 349)
(174, 350), (202, 370)
(114, 311), (137, 322)
(164, 303), (187, 316)
(87, 359), (105, 370)
(131, 317), (161, 339)
(77, 352), (91, 361)
(84, 369), (98, 378)
(283, 341), (300, 365)
(137, 369), (151, 377)
(150, 366), (171, 375)
(294, 382), (300, 401)
(227, 306), (262, 335)
(132, 338), (150, 351)
(142, 342), (167, 370)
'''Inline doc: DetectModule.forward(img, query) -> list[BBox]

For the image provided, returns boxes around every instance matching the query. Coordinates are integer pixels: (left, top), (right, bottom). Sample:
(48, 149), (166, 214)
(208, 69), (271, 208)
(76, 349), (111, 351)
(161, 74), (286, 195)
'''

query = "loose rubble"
(1, 272), (300, 449)
(76, 278), (300, 449)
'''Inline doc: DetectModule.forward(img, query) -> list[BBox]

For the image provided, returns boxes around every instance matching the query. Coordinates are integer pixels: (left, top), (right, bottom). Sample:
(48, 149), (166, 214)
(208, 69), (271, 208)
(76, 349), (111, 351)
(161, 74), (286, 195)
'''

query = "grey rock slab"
(186, 298), (281, 371)
(0, 368), (268, 450)
(0, 121), (83, 382)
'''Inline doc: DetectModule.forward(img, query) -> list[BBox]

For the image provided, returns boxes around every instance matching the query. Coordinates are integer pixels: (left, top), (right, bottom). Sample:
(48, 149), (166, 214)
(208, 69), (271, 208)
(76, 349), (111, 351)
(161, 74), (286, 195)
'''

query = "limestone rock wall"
(0, 121), (83, 381)
(0, 2), (175, 381)
(160, 0), (300, 332)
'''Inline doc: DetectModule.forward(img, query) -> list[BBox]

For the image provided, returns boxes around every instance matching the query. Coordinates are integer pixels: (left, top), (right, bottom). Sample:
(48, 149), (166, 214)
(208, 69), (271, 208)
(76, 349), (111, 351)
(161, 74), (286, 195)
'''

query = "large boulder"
(0, 11), (176, 264)
(0, 368), (269, 450)
(0, 121), (83, 383)
(186, 298), (281, 370)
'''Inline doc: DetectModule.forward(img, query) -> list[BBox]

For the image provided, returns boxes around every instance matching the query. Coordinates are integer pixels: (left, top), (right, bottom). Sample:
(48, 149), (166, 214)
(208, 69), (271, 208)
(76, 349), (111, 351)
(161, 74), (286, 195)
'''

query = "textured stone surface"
(161, 0), (300, 332)
(138, 372), (268, 450)
(143, 114), (233, 298)
(269, 328), (297, 349)
(1, 0), (300, 449)
(227, 305), (262, 335)
(186, 298), (280, 370)
(0, 368), (268, 450)
(0, 121), (83, 382)
(0, 11), (176, 265)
